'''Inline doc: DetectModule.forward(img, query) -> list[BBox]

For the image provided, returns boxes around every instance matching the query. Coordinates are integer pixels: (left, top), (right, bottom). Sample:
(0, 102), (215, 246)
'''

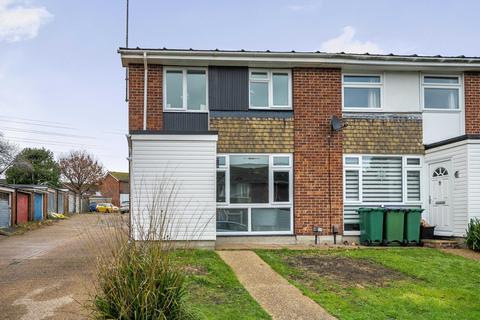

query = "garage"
(0, 187), (14, 228)
(16, 192), (29, 224)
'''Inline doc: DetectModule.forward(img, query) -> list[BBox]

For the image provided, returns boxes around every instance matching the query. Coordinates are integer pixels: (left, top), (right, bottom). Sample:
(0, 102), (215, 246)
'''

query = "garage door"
(48, 192), (55, 213)
(17, 193), (29, 224)
(34, 193), (43, 221)
(57, 193), (64, 214)
(68, 194), (74, 213)
(0, 192), (10, 228)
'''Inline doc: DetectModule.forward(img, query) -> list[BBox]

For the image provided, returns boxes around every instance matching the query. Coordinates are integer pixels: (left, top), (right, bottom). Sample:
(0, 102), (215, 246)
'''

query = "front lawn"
(174, 250), (270, 320)
(256, 248), (480, 320)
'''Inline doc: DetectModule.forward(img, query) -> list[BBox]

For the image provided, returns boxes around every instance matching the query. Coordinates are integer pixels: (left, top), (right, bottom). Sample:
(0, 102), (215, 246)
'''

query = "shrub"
(93, 241), (194, 320)
(466, 218), (480, 252)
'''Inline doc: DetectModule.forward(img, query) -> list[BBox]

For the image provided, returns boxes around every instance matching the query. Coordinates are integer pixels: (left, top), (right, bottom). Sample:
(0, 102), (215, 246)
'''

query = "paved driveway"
(0, 214), (106, 320)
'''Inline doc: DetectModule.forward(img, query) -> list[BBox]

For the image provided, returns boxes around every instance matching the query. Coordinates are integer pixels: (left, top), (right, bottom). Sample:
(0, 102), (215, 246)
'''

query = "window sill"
(343, 108), (383, 112)
(249, 107), (293, 111)
(163, 109), (209, 113)
(422, 108), (462, 113)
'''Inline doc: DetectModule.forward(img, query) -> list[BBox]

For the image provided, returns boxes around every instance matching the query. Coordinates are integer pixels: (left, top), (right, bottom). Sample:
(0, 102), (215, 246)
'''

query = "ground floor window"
(216, 154), (293, 235)
(343, 154), (423, 234)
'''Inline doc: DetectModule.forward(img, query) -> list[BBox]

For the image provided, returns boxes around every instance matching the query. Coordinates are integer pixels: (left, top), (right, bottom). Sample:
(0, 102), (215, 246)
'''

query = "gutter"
(119, 49), (480, 70)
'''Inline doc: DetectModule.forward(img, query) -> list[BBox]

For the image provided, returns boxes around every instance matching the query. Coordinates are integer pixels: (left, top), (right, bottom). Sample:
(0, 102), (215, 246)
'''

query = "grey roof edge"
(425, 134), (480, 150)
(118, 47), (480, 64)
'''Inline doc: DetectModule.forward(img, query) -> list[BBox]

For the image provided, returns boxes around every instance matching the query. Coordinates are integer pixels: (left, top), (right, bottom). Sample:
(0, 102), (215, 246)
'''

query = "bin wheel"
(364, 240), (371, 246)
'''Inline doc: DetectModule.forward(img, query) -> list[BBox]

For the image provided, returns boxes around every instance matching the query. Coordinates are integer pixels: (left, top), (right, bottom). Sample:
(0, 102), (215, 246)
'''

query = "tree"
(6, 148), (60, 186)
(0, 133), (18, 174)
(59, 150), (105, 202)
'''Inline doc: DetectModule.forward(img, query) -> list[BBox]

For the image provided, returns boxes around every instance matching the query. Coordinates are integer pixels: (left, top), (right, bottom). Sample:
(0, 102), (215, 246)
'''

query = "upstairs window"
(343, 75), (382, 109)
(249, 69), (291, 109)
(423, 75), (461, 110)
(164, 68), (207, 111)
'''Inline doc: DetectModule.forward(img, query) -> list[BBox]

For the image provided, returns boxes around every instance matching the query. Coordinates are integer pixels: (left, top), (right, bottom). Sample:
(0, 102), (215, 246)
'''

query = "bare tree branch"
(0, 133), (18, 174)
(59, 150), (105, 196)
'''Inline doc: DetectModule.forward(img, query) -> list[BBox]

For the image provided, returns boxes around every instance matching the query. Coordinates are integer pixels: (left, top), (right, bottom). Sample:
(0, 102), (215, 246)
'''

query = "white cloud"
(320, 26), (384, 54)
(0, 0), (53, 42)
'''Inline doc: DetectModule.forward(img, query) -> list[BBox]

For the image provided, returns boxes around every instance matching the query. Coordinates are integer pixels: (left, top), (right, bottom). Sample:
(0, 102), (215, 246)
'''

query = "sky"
(1, 0), (480, 172)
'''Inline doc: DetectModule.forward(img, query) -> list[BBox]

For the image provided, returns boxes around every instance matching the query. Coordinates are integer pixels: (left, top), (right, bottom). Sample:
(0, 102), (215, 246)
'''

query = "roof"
(425, 134), (480, 150)
(109, 171), (129, 182)
(119, 47), (480, 71)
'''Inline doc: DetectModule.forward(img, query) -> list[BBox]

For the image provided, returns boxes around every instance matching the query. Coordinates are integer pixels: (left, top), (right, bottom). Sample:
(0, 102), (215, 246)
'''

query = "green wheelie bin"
(404, 208), (423, 245)
(383, 208), (405, 245)
(359, 208), (385, 246)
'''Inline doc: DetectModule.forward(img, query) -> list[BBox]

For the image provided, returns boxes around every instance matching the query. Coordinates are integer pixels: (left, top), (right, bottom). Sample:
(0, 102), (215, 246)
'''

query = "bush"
(93, 240), (194, 320)
(466, 218), (480, 252)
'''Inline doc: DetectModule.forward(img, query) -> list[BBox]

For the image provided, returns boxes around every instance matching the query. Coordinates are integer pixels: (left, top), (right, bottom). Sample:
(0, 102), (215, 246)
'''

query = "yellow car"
(96, 203), (119, 213)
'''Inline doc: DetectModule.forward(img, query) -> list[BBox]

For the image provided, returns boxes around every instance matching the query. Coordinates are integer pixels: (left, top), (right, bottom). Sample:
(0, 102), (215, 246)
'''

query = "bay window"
(249, 70), (292, 109)
(343, 74), (382, 109)
(164, 68), (207, 111)
(344, 155), (422, 233)
(422, 75), (461, 110)
(216, 154), (293, 234)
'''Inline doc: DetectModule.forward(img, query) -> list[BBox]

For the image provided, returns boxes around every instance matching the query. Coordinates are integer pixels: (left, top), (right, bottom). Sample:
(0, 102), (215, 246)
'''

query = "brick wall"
(293, 68), (343, 236)
(99, 175), (120, 206)
(465, 72), (480, 134)
(210, 117), (294, 153)
(128, 64), (163, 132)
(343, 115), (424, 154)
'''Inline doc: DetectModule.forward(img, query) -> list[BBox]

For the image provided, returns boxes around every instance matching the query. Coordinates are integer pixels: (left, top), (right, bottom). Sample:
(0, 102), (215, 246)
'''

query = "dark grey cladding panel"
(163, 112), (209, 131)
(209, 66), (249, 111)
(210, 110), (293, 119)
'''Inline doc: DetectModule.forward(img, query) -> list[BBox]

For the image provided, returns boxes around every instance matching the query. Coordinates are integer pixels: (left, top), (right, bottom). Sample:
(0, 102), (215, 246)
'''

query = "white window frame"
(343, 154), (423, 205)
(163, 67), (209, 112)
(343, 154), (423, 236)
(248, 69), (292, 110)
(342, 73), (384, 110)
(216, 153), (293, 235)
(421, 74), (462, 112)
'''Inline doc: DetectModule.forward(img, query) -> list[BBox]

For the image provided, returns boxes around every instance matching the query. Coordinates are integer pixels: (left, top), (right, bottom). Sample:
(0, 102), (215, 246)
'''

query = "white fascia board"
(119, 50), (480, 71)
(130, 134), (218, 142)
(0, 186), (15, 193)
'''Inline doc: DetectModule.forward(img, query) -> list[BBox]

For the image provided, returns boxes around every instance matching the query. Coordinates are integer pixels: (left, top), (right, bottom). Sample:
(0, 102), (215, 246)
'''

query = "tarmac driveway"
(0, 214), (106, 320)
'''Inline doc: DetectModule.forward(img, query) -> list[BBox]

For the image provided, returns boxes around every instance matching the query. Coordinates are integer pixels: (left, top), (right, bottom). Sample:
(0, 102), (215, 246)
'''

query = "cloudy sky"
(1, 0), (479, 171)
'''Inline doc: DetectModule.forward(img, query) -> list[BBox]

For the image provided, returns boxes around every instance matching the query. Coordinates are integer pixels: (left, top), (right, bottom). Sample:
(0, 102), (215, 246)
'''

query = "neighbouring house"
(99, 171), (130, 206)
(119, 48), (480, 246)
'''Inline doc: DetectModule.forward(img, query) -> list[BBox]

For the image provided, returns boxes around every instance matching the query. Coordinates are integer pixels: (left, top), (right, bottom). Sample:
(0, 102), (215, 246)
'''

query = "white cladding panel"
(467, 143), (480, 224)
(130, 135), (217, 241)
(423, 112), (464, 144)
(383, 72), (420, 112)
(425, 143), (468, 236)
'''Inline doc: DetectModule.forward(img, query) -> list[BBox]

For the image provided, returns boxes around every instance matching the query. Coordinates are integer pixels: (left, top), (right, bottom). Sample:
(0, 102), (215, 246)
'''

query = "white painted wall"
(425, 141), (468, 236)
(130, 134), (217, 241)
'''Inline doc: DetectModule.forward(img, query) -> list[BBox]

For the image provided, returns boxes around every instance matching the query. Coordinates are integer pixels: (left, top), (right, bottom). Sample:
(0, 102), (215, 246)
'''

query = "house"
(119, 48), (480, 245)
(99, 171), (129, 206)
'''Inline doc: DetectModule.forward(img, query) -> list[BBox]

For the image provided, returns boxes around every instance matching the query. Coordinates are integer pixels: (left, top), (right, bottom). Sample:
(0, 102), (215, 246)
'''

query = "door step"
(422, 239), (464, 249)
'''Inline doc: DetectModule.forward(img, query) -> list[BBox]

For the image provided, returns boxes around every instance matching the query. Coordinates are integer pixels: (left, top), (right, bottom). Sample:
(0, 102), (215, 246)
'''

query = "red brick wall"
(128, 64), (163, 132)
(99, 175), (120, 206)
(293, 68), (343, 235)
(465, 72), (480, 134)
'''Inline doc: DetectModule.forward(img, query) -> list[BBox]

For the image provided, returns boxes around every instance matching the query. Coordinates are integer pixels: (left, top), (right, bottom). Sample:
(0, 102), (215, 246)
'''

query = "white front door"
(429, 162), (453, 234)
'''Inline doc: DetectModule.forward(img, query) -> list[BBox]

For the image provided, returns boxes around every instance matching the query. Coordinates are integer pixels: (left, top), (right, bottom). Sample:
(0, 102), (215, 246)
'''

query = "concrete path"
(0, 214), (110, 320)
(218, 250), (336, 320)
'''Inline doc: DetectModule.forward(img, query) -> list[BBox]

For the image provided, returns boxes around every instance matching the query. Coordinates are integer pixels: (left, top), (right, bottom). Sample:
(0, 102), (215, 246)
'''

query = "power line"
(0, 126), (96, 139)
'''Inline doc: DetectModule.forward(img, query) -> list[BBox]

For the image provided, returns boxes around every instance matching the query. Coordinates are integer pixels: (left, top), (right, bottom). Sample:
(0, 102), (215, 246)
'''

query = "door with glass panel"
(429, 161), (453, 234)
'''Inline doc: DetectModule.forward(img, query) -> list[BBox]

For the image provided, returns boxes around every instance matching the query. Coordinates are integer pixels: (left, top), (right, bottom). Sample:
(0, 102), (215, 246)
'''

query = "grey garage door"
(0, 192), (11, 228)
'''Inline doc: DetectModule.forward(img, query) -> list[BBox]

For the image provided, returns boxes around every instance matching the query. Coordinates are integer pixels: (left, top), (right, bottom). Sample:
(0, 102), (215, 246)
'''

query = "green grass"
(256, 248), (480, 320)
(173, 250), (270, 320)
